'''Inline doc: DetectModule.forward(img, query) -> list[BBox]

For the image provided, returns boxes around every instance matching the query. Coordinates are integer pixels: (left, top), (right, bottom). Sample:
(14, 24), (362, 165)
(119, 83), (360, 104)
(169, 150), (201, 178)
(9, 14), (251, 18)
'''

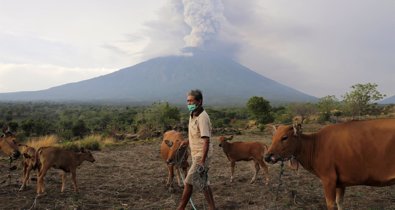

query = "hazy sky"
(0, 0), (394, 98)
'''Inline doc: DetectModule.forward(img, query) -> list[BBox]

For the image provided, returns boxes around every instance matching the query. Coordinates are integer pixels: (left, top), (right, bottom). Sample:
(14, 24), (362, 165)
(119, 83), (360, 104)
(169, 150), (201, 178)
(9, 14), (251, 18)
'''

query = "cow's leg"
(26, 164), (32, 185)
(175, 167), (183, 187)
(336, 187), (345, 210)
(250, 161), (259, 184)
(166, 164), (174, 187)
(61, 172), (66, 192)
(19, 164), (28, 191)
(22, 164), (33, 190)
(22, 163), (27, 182)
(37, 165), (49, 195)
(230, 161), (235, 183)
(258, 158), (269, 185)
(322, 179), (337, 210)
(71, 169), (78, 192)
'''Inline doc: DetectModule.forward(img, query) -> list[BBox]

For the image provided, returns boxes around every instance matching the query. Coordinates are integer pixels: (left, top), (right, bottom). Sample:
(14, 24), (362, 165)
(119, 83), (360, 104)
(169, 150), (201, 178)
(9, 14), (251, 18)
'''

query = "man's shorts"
(184, 156), (210, 187)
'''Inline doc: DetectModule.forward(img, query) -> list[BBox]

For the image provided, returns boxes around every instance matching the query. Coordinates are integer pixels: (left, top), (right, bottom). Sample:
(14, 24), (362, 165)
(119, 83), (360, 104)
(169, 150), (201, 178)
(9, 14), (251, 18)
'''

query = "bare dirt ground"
(1, 134), (395, 210)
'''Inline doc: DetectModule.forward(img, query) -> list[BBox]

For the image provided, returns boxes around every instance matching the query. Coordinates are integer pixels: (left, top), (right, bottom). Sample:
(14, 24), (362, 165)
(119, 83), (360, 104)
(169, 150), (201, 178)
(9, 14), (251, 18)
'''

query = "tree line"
(0, 83), (392, 141)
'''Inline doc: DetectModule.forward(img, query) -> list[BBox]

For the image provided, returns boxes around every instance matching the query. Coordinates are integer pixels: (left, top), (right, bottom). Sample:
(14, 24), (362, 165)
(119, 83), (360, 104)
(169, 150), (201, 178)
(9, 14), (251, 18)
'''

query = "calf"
(18, 144), (38, 191)
(35, 147), (95, 195)
(0, 131), (20, 160)
(218, 136), (269, 184)
(160, 130), (189, 190)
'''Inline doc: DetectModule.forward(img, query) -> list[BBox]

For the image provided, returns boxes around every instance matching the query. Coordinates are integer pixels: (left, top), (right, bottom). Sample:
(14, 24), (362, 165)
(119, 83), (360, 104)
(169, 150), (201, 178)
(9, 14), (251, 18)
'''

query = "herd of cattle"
(160, 118), (395, 210)
(0, 130), (95, 196)
(1, 118), (395, 210)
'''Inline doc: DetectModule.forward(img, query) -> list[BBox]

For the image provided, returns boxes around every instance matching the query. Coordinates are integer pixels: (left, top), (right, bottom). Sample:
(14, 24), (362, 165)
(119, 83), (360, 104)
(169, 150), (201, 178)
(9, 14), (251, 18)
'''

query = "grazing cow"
(218, 136), (269, 184)
(265, 119), (395, 210)
(18, 144), (38, 191)
(35, 147), (95, 195)
(0, 132), (20, 161)
(160, 130), (189, 190)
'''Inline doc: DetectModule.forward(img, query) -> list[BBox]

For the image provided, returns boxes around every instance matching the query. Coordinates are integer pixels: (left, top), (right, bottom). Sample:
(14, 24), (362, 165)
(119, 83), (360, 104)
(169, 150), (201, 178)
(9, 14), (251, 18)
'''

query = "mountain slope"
(0, 55), (317, 104)
(381, 95), (395, 104)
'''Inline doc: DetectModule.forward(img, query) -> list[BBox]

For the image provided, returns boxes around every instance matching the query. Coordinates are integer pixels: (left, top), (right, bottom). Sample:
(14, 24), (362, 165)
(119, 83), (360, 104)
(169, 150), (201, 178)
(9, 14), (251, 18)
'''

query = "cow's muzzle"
(166, 158), (174, 165)
(11, 150), (21, 160)
(264, 153), (276, 164)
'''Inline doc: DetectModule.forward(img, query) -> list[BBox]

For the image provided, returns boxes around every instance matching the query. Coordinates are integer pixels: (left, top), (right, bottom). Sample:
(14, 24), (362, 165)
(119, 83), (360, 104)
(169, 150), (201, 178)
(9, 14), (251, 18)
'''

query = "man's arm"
(200, 136), (210, 165)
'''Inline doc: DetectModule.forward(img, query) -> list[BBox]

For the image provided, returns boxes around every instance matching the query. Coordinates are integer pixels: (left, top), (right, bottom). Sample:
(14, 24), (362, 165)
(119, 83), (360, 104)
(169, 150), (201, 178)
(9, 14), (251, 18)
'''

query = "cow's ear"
(265, 124), (277, 135)
(80, 147), (86, 153)
(272, 125), (277, 134)
(293, 123), (302, 136)
(164, 140), (173, 147)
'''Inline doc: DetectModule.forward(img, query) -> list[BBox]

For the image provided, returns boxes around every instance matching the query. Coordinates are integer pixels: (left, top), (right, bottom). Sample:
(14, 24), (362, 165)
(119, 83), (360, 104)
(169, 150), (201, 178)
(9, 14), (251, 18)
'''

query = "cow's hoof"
(37, 192), (46, 197)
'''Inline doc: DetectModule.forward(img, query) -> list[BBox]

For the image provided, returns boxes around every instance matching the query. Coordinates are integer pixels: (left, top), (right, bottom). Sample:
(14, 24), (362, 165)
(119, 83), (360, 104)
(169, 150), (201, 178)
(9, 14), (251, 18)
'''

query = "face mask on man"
(187, 104), (197, 112)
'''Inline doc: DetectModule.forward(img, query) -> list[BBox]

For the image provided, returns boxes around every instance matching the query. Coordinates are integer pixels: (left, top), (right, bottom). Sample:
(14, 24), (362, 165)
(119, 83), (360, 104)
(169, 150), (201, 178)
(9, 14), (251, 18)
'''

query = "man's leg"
(177, 184), (193, 210)
(203, 185), (216, 210)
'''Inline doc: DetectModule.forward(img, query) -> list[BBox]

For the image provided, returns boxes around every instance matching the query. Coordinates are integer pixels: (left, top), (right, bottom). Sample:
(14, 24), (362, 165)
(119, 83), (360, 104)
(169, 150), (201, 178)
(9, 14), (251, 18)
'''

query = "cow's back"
(39, 147), (75, 168)
(315, 119), (395, 186)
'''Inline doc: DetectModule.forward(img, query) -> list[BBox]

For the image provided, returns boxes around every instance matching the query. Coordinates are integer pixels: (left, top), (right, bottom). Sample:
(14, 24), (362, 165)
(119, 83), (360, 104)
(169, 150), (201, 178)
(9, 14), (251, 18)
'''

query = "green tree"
(317, 95), (339, 122)
(342, 83), (386, 118)
(288, 103), (317, 123)
(135, 102), (181, 135)
(246, 96), (273, 124)
(72, 119), (90, 138)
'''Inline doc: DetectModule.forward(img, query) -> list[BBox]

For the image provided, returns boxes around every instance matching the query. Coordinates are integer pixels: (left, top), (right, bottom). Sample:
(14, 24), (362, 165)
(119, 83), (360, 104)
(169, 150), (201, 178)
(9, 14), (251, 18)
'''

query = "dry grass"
(24, 135), (59, 150)
(61, 135), (117, 151)
(4, 132), (395, 209)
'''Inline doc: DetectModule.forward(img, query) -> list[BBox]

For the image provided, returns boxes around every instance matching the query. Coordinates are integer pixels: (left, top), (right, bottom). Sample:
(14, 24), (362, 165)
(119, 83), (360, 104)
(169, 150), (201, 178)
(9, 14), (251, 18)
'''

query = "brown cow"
(0, 132), (20, 160)
(160, 130), (189, 190)
(218, 136), (269, 184)
(265, 119), (395, 210)
(36, 147), (95, 195)
(18, 144), (38, 191)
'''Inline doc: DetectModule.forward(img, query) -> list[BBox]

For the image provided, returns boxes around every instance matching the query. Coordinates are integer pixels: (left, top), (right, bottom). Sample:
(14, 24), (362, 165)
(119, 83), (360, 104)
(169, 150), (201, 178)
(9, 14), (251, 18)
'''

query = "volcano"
(0, 54), (316, 105)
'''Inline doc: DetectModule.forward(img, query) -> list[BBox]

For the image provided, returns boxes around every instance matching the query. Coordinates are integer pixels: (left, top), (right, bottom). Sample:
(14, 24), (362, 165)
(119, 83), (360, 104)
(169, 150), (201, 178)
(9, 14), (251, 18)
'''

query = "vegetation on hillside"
(0, 83), (392, 145)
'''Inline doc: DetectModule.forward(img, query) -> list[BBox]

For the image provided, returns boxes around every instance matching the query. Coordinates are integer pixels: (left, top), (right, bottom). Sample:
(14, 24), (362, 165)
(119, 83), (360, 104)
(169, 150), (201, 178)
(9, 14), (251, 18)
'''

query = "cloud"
(0, 63), (114, 92)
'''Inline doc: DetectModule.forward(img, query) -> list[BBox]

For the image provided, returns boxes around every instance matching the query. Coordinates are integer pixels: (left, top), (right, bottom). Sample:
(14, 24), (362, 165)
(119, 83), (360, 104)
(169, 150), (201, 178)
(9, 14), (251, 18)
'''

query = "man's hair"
(188, 89), (203, 101)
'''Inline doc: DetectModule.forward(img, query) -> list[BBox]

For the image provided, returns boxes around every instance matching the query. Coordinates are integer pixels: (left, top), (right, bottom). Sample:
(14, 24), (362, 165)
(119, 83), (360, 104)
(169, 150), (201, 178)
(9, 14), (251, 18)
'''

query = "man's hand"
(196, 163), (206, 175)
(180, 140), (189, 147)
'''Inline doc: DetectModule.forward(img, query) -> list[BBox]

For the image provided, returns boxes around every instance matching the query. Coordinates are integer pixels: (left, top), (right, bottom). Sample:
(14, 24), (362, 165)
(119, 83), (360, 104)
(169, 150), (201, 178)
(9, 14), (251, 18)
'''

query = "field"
(1, 133), (395, 210)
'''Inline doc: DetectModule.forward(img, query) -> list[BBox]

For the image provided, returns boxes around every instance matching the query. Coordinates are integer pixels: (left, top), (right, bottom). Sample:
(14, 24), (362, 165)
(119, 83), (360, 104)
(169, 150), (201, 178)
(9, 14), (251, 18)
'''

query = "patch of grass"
(61, 141), (81, 152)
(24, 135), (59, 150)
(60, 135), (117, 151)
(80, 138), (100, 151)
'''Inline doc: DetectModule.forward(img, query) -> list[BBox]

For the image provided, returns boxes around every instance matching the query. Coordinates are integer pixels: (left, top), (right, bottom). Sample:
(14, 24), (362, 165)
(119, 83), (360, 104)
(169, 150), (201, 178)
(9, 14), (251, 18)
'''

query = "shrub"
(60, 134), (116, 151)
(25, 135), (59, 150)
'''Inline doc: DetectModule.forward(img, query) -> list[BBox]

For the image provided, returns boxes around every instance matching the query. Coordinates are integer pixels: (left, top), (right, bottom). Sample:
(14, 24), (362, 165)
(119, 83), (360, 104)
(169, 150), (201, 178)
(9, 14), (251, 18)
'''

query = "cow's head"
(0, 133), (21, 160)
(164, 137), (185, 165)
(265, 124), (302, 164)
(218, 135), (233, 147)
(80, 148), (95, 163)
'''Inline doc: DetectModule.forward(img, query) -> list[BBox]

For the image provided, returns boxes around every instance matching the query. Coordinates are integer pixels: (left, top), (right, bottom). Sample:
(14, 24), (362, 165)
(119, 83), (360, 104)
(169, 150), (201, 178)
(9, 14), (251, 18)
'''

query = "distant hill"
(381, 95), (395, 104)
(0, 54), (317, 105)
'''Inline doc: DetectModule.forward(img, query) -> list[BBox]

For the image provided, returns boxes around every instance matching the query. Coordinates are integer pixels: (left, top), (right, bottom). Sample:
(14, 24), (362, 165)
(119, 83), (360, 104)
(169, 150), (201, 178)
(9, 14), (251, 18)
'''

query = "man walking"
(177, 89), (216, 210)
